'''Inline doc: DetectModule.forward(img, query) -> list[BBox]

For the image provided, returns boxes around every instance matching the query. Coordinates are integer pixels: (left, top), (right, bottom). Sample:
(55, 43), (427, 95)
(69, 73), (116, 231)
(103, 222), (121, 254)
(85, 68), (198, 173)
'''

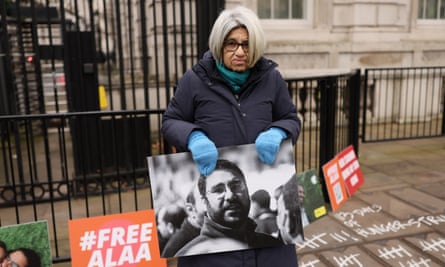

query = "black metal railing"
(362, 66), (445, 142)
(286, 69), (361, 200)
(0, 110), (165, 206)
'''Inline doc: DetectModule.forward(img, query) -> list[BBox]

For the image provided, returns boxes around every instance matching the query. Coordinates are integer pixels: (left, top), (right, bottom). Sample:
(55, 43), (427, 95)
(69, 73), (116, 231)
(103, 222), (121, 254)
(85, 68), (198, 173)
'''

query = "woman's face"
(222, 27), (249, 72)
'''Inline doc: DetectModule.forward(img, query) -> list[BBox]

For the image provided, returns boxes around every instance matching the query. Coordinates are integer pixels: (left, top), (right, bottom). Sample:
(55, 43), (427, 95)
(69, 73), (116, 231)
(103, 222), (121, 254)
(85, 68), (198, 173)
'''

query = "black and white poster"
(147, 140), (304, 258)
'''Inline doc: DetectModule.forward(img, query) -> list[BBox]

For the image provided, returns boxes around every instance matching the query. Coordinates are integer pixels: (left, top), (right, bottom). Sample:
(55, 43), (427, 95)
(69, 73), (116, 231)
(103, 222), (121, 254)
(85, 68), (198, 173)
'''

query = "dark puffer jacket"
(162, 52), (300, 267)
(162, 51), (301, 151)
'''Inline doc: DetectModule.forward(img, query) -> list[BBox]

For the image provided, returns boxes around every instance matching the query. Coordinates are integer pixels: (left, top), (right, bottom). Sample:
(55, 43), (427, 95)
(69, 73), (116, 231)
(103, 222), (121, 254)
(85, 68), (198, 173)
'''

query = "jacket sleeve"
(161, 70), (202, 152)
(269, 71), (301, 144)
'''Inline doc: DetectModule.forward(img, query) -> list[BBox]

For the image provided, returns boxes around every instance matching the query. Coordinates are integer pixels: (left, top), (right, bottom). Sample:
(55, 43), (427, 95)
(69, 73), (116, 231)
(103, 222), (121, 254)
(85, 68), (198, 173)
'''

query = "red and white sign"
(68, 210), (167, 267)
(337, 145), (364, 196)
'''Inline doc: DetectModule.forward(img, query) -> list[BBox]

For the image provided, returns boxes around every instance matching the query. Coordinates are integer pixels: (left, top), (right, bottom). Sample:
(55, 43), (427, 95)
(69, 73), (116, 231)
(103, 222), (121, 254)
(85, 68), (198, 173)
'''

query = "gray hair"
(208, 6), (266, 68)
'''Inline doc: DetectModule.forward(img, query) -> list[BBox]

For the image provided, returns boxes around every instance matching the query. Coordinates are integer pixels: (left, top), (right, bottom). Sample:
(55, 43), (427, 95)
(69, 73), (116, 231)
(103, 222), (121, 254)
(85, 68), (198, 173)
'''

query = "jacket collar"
(193, 51), (278, 90)
(200, 216), (258, 243)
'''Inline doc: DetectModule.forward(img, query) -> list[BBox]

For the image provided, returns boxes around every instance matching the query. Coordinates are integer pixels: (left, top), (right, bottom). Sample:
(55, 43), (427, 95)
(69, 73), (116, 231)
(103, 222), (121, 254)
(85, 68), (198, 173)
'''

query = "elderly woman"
(162, 5), (301, 267)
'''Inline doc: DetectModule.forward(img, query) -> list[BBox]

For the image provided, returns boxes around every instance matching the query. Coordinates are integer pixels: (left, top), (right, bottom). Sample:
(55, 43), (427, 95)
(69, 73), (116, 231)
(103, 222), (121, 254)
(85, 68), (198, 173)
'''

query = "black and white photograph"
(147, 140), (304, 258)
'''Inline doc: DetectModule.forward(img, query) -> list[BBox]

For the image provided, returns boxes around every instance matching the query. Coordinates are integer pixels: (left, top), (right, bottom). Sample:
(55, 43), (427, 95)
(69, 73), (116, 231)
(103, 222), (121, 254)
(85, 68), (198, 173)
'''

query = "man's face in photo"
(297, 184), (305, 207)
(204, 169), (250, 228)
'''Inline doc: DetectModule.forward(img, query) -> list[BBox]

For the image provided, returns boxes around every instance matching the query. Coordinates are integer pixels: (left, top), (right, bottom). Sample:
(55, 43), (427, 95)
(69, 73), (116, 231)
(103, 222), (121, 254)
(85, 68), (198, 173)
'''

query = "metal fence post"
(318, 77), (336, 202)
(195, 0), (225, 59)
(349, 69), (361, 155)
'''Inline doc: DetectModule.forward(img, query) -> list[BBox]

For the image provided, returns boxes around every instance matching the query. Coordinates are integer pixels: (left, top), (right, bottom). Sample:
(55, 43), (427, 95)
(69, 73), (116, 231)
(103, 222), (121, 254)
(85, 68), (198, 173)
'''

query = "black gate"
(362, 67), (445, 142)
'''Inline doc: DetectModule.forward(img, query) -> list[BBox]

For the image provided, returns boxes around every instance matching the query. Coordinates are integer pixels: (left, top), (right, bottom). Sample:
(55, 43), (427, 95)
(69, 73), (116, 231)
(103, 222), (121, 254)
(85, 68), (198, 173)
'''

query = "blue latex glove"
(255, 127), (288, 164)
(187, 131), (218, 176)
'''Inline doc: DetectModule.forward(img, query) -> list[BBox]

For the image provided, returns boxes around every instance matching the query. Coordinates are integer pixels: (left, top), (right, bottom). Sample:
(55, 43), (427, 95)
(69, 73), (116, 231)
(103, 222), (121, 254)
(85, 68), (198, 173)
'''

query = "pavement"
(166, 137), (445, 267)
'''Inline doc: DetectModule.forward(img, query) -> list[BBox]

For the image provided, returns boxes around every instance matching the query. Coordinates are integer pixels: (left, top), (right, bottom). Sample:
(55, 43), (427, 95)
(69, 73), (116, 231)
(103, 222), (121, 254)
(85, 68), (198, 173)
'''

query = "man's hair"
(208, 6), (266, 68)
(280, 176), (302, 234)
(197, 159), (245, 197)
(9, 248), (41, 267)
(251, 189), (271, 209)
(185, 187), (196, 206)
(0, 240), (6, 251)
(161, 204), (187, 229)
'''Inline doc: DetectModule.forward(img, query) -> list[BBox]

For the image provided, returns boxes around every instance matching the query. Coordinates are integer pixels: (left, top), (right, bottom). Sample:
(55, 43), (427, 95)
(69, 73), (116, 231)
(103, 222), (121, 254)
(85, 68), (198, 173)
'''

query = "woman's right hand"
(187, 131), (218, 176)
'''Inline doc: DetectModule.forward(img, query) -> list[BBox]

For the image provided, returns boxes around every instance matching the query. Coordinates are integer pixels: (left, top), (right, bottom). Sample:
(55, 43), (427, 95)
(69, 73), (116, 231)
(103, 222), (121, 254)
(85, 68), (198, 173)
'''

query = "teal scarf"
(216, 62), (250, 92)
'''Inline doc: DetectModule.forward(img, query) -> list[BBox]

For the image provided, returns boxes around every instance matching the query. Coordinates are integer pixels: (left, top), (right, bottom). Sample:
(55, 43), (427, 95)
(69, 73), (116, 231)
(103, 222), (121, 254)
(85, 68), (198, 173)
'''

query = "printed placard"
(294, 169), (328, 226)
(0, 221), (52, 267)
(68, 210), (166, 267)
(148, 140), (305, 258)
(322, 158), (349, 211)
(322, 145), (365, 211)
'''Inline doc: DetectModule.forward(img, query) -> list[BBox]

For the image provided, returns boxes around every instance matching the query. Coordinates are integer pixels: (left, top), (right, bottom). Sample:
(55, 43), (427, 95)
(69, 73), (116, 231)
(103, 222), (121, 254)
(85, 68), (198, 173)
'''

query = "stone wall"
(233, 0), (445, 71)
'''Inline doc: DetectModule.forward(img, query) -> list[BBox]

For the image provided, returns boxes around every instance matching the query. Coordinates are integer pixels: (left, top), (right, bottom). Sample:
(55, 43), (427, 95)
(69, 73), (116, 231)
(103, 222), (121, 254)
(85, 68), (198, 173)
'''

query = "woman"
(162, 5), (301, 267)
(1, 248), (41, 267)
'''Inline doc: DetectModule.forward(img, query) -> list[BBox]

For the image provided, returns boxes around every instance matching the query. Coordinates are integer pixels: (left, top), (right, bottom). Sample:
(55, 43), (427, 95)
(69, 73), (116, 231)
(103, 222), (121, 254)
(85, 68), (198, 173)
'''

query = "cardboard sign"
(322, 158), (349, 211)
(322, 145), (364, 211)
(337, 145), (364, 196)
(147, 140), (304, 257)
(68, 210), (166, 267)
(294, 169), (328, 225)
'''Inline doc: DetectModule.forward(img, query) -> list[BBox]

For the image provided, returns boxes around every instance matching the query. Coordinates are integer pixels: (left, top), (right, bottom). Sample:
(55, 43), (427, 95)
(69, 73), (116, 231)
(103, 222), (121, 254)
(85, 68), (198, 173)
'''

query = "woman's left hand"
(255, 127), (287, 164)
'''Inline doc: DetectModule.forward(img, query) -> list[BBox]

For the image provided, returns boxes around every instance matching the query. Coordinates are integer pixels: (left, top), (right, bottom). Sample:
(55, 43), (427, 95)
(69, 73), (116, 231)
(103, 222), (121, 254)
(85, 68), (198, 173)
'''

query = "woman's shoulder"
(178, 68), (203, 86)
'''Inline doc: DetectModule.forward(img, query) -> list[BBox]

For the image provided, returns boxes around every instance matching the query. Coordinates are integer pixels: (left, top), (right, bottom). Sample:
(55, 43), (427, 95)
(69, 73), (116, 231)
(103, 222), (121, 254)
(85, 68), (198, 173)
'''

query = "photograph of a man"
(249, 189), (278, 235)
(161, 183), (206, 257)
(175, 159), (282, 256)
(148, 140), (302, 257)
(294, 169), (327, 225)
(298, 181), (310, 227)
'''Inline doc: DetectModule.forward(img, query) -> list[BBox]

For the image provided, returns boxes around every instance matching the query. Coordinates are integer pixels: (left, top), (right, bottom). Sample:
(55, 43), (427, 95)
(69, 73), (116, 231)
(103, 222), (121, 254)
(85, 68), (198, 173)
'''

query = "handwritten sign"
(322, 158), (349, 211)
(68, 210), (167, 267)
(336, 145), (364, 196)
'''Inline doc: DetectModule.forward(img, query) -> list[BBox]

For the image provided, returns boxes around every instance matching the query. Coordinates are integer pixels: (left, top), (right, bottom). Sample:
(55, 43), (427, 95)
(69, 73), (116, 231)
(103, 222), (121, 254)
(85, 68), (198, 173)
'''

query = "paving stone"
(387, 187), (445, 214)
(355, 191), (427, 219)
(361, 142), (417, 155)
(330, 197), (432, 241)
(373, 161), (429, 176)
(297, 215), (362, 254)
(414, 137), (445, 152)
(428, 216), (445, 235)
(404, 232), (445, 264)
(395, 170), (445, 185)
(416, 182), (445, 200)
(298, 254), (331, 267)
(363, 239), (444, 266)
(358, 171), (407, 192)
(319, 246), (383, 266)
(405, 157), (445, 173)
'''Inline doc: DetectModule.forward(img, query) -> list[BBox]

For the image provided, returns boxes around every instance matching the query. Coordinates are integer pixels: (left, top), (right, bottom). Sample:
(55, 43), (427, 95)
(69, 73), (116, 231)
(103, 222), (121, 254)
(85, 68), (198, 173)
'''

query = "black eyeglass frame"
(223, 40), (249, 52)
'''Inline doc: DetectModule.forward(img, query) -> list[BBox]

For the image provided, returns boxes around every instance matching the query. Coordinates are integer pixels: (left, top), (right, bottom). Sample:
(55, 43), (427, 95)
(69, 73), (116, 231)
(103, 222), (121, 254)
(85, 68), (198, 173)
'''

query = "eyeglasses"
(223, 40), (249, 52)
(2, 257), (20, 267)
(207, 179), (246, 197)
